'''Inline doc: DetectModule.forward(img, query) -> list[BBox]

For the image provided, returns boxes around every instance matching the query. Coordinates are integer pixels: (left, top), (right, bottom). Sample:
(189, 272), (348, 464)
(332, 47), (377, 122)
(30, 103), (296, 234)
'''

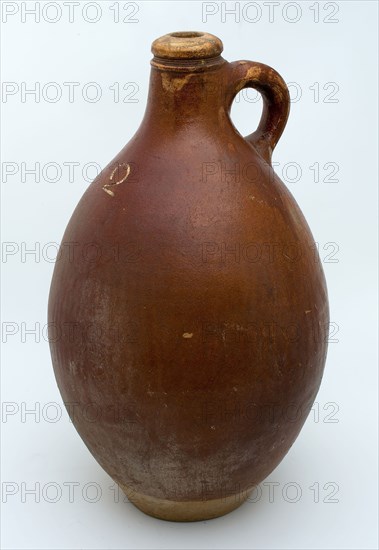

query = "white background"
(1, 1), (378, 549)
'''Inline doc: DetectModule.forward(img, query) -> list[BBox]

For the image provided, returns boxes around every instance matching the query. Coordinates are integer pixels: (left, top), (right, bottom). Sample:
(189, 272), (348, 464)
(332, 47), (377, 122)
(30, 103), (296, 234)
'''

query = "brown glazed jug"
(48, 32), (329, 521)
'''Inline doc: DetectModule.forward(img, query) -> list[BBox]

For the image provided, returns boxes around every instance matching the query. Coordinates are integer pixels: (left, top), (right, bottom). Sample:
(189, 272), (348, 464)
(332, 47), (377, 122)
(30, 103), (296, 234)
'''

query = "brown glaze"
(48, 32), (329, 521)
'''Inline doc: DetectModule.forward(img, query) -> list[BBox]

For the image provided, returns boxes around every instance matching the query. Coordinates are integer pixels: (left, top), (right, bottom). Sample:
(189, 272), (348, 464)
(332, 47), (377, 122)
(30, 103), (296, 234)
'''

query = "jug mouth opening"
(170, 31), (204, 38)
(151, 31), (223, 61)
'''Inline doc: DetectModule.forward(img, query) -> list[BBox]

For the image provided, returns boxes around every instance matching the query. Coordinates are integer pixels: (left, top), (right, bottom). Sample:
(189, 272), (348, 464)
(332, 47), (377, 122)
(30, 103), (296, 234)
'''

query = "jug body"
(48, 32), (329, 521)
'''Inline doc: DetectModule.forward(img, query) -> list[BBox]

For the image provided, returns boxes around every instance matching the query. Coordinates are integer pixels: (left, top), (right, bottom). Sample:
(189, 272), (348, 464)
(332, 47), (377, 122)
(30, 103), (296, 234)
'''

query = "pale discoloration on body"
(161, 73), (194, 93)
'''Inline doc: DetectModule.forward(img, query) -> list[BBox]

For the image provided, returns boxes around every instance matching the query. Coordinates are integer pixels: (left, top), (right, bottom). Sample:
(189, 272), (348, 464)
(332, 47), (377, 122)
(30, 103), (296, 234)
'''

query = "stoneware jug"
(48, 31), (329, 521)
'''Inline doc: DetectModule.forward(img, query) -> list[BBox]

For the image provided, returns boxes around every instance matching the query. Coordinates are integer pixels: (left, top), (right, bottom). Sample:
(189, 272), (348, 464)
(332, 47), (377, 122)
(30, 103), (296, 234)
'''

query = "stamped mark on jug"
(103, 163), (131, 197)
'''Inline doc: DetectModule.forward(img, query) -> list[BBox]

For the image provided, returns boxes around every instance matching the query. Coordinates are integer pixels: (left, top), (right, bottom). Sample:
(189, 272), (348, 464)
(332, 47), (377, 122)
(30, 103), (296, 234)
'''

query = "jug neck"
(142, 59), (228, 130)
(139, 32), (230, 133)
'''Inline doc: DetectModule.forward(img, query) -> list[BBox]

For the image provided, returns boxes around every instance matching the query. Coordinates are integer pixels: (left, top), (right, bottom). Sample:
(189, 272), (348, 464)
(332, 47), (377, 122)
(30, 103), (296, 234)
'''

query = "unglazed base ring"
(119, 483), (253, 522)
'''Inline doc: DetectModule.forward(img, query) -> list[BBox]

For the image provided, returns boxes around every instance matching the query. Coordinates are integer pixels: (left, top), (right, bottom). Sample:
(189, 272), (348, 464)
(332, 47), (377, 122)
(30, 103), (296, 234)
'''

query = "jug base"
(120, 483), (253, 522)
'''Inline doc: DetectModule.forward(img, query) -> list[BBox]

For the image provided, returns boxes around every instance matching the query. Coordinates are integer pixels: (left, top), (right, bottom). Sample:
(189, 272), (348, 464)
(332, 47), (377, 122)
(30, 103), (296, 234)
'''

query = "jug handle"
(226, 61), (290, 165)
